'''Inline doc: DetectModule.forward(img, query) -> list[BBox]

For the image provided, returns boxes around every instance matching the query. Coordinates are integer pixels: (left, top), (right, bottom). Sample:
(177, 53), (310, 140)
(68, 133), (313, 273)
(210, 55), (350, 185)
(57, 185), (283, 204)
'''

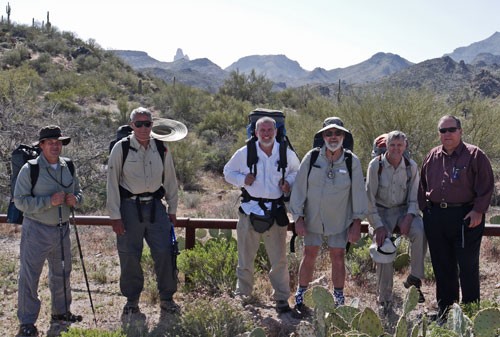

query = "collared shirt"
(106, 133), (178, 219)
(366, 154), (419, 229)
(223, 140), (300, 215)
(14, 153), (83, 225)
(289, 146), (367, 235)
(418, 141), (494, 213)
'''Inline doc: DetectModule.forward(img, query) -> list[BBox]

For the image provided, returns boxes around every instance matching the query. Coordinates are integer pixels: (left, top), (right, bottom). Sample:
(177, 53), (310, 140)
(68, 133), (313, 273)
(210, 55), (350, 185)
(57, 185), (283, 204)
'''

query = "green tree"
(220, 69), (274, 105)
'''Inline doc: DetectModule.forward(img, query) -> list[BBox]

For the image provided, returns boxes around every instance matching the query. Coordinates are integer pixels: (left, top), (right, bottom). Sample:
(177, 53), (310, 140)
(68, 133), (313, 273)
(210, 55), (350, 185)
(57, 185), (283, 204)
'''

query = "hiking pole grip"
(58, 205), (69, 318)
(71, 207), (98, 327)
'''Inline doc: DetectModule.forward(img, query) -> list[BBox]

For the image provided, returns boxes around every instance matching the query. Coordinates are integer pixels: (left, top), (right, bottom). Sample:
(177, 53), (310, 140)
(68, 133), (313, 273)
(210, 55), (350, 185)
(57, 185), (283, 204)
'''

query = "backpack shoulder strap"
(121, 136), (133, 169)
(61, 158), (75, 177)
(246, 137), (258, 176)
(278, 138), (288, 176)
(344, 149), (353, 180)
(377, 154), (383, 177)
(27, 160), (39, 197)
(307, 147), (321, 178)
(154, 138), (166, 164)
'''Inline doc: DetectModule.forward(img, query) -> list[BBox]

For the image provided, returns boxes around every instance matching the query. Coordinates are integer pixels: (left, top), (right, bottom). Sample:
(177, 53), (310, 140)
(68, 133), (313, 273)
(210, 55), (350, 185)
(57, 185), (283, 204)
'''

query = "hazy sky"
(8, 0), (500, 70)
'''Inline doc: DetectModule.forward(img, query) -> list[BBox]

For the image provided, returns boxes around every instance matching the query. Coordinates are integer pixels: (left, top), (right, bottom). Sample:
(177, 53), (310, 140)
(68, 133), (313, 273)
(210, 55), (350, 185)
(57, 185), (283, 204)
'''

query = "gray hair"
(256, 117), (276, 130)
(438, 115), (462, 130)
(130, 107), (153, 122)
(386, 130), (407, 145)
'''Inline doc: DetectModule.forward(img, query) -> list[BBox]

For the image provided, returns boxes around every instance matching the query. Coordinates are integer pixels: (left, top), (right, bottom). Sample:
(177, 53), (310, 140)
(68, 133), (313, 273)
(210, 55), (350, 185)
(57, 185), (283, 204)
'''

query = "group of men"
(224, 114), (493, 321)
(12, 109), (494, 336)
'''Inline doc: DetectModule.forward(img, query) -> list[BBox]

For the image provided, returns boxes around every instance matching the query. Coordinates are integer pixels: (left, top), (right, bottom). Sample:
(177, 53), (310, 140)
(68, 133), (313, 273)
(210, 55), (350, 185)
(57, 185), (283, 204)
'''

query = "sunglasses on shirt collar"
(133, 121), (153, 128)
(439, 127), (459, 134)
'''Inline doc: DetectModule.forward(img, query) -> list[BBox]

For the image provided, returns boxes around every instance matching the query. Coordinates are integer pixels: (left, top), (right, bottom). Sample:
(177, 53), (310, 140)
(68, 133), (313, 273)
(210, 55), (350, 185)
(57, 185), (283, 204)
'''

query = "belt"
(375, 203), (406, 209)
(426, 200), (473, 209)
(128, 195), (154, 202)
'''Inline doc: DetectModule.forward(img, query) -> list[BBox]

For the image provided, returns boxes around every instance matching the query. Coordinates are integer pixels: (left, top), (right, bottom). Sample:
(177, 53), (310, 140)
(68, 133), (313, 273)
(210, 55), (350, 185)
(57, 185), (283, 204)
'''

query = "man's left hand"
(398, 214), (414, 235)
(279, 179), (290, 193)
(65, 193), (77, 207)
(347, 219), (362, 243)
(464, 210), (483, 228)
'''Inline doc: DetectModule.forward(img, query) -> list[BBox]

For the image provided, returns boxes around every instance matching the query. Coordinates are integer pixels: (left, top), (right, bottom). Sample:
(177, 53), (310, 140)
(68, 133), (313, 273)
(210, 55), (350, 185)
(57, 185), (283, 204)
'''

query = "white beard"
(258, 138), (275, 147)
(325, 141), (342, 152)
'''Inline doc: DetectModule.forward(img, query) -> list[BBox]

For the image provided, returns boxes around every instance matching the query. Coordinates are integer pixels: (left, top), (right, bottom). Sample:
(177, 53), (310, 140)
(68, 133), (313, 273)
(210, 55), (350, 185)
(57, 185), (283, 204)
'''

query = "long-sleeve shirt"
(289, 146), (367, 235)
(14, 153), (83, 225)
(106, 134), (178, 219)
(418, 141), (494, 214)
(223, 140), (300, 215)
(366, 154), (419, 229)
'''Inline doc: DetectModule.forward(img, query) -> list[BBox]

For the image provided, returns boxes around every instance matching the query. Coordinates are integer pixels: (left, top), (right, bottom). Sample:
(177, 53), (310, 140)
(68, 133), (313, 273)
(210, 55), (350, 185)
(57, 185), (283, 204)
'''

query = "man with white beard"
(224, 116), (300, 314)
(289, 117), (367, 314)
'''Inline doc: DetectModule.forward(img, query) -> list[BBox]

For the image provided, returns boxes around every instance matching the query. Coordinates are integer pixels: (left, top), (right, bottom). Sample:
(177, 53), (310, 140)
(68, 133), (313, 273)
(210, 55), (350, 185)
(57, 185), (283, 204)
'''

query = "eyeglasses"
(439, 127), (459, 134)
(133, 121), (152, 128)
(324, 130), (344, 137)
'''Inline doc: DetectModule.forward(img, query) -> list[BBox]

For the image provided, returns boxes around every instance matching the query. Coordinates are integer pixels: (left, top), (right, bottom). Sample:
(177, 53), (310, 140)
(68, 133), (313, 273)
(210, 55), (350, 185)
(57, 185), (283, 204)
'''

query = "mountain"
(363, 56), (500, 98)
(225, 54), (308, 84)
(111, 50), (165, 68)
(174, 48), (189, 61)
(445, 32), (500, 63)
(471, 53), (500, 67)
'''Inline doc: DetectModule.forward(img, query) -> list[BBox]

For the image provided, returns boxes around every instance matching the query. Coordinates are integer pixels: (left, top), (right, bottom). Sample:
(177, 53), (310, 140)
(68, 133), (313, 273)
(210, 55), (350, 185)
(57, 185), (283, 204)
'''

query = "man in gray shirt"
(107, 107), (180, 316)
(14, 125), (83, 337)
(366, 131), (427, 314)
(290, 117), (367, 313)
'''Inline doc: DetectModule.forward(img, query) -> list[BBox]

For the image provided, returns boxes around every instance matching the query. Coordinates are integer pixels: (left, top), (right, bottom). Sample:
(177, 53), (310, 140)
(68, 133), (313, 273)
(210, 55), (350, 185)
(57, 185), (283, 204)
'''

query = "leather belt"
(426, 200), (473, 209)
(129, 195), (154, 202)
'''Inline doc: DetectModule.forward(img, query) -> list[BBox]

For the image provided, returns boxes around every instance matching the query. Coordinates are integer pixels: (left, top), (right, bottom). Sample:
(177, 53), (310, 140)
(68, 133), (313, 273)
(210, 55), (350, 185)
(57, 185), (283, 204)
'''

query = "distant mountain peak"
(174, 48), (189, 61)
(445, 32), (500, 63)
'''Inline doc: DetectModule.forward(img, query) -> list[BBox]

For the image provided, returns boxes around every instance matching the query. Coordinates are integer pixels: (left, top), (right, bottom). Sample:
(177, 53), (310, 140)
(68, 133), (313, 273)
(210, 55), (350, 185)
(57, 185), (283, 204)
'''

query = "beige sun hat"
(369, 237), (398, 264)
(151, 117), (188, 142)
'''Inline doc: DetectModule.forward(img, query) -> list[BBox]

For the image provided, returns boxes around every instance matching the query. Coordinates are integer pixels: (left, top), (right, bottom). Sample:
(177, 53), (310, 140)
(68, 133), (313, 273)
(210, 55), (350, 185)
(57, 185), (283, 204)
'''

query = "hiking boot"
(18, 324), (38, 337)
(50, 312), (83, 323)
(122, 303), (140, 315)
(379, 301), (393, 316)
(403, 274), (425, 303)
(276, 300), (291, 313)
(293, 302), (311, 318)
(160, 300), (181, 314)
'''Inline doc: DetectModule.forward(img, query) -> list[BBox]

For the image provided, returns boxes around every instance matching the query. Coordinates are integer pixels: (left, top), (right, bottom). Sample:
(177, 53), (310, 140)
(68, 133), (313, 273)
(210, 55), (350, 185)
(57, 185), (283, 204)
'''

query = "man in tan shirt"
(107, 107), (179, 316)
(366, 131), (426, 314)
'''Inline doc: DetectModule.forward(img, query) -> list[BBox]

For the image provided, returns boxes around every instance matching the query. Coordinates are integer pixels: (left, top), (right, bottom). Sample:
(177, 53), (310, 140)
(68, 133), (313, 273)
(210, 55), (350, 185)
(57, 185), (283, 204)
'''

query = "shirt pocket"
(325, 168), (350, 194)
(123, 159), (146, 180)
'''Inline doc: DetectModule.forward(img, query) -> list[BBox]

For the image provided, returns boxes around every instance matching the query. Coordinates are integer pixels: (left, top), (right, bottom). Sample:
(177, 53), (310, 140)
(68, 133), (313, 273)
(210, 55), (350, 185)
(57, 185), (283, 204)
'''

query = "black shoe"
(403, 274), (425, 303)
(293, 302), (310, 318)
(50, 312), (83, 323)
(122, 305), (140, 315)
(276, 300), (291, 313)
(18, 323), (38, 337)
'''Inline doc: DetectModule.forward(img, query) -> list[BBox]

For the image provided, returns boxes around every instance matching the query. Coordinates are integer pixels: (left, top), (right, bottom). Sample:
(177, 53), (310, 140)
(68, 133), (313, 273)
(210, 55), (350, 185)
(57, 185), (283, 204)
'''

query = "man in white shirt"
(224, 117), (300, 313)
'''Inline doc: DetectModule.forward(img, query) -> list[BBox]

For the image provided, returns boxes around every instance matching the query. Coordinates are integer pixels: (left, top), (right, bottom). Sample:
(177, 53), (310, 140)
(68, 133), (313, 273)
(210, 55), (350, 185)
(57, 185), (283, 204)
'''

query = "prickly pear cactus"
(447, 303), (472, 337)
(221, 229), (233, 241)
(303, 287), (315, 307)
(403, 285), (419, 315)
(349, 297), (360, 308)
(312, 286), (336, 313)
(335, 305), (360, 325)
(473, 307), (500, 337)
(395, 315), (408, 337)
(328, 311), (349, 332)
(249, 327), (266, 337)
(358, 307), (384, 337)
(351, 312), (362, 331)
(295, 321), (316, 337)
(393, 253), (411, 271)
(209, 228), (219, 238)
(422, 314), (427, 337)
(411, 324), (419, 337)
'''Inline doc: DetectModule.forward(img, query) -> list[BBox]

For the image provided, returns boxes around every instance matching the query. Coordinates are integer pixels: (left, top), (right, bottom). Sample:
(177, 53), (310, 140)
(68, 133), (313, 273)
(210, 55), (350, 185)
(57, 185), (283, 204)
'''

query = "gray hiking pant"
(17, 217), (72, 324)
(117, 198), (177, 304)
(375, 205), (427, 302)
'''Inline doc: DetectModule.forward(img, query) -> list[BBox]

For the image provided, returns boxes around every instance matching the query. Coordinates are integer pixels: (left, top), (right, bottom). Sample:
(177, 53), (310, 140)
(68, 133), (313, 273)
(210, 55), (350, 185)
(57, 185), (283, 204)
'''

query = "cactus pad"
(358, 307), (384, 337)
(335, 305), (360, 325)
(393, 253), (411, 271)
(295, 321), (316, 337)
(249, 327), (266, 337)
(312, 286), (336, 313)
(473, 307), (500, 337)
(395, 315), (408, 337)
(403, 285), (419, 315)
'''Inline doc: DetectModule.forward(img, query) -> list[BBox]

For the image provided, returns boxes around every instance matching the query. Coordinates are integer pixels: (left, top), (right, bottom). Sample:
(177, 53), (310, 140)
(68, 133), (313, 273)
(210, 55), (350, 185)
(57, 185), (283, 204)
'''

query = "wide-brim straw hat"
(369, 237), (397, 264)
(151, 117), (188, 142)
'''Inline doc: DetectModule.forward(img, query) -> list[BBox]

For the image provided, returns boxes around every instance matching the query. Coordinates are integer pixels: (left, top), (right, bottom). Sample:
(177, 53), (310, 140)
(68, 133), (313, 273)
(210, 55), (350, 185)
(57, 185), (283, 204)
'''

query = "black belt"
(426, 200), (473, 209)
(119, 186), (165, 222)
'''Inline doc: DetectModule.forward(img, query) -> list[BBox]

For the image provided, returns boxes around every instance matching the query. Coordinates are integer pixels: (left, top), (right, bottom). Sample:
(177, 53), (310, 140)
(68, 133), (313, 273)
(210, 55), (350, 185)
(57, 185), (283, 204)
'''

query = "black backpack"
(7, 145), (74, 224)
(109, 125), (133, 154)
(245, 108), (294, 182)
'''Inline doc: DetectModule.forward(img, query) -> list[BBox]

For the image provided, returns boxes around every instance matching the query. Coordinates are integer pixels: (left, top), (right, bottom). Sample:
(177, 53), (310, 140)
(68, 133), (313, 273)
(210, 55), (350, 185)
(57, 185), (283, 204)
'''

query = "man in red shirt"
(418, 115), (494, 322)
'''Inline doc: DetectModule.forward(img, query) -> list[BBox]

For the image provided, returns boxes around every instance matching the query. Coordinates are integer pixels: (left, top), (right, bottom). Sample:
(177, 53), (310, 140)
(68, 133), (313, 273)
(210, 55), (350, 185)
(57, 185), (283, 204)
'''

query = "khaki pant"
(236, 212), (290, 301)
(375, 206), (427, 302)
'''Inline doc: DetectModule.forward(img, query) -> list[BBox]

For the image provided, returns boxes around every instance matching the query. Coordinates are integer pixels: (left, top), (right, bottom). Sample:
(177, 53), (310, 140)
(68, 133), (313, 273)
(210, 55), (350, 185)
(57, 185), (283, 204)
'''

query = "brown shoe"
(403, 274), (425, 303)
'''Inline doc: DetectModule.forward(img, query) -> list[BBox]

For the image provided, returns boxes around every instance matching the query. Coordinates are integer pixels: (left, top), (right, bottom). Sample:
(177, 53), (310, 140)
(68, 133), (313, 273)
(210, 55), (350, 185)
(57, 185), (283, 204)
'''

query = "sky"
(7, 0), (500, 71)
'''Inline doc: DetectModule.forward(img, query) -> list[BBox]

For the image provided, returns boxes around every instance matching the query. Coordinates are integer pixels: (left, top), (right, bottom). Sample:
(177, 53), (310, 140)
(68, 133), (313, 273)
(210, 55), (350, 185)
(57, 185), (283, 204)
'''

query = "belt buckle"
(440, 202), (448, 208)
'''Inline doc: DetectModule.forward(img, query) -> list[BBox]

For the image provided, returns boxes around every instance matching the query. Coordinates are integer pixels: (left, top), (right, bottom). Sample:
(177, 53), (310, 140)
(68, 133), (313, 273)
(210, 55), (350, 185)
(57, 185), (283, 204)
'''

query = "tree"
(220, 69), (274, 105)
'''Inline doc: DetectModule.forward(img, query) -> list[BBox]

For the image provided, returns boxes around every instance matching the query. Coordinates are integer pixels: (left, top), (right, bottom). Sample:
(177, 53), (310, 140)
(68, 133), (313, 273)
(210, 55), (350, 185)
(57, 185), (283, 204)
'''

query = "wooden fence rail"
(1, 214), (499, 250)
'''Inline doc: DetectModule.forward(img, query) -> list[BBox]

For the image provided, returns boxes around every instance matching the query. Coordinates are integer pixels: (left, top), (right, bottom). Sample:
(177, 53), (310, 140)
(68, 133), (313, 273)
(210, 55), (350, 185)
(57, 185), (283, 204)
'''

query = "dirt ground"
(1, 174), (499, 336)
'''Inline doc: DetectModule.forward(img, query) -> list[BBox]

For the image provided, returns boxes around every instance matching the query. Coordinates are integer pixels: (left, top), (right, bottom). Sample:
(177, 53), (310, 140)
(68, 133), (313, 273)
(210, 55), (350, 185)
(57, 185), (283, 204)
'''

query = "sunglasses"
(439, 127), (459, 134)
(133, 121), (152, 128)
(324, 130), (344, 137)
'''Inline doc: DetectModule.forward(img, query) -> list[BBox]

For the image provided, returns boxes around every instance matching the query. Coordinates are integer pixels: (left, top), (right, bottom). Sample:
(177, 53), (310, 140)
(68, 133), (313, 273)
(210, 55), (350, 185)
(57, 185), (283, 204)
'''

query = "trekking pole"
(71, 207), (98, 327)
(58, 205), (69, 319)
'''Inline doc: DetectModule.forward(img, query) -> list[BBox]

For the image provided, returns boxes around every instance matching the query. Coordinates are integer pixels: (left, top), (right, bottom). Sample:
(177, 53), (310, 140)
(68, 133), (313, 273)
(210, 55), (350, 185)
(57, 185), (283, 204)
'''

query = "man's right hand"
(295, 217), (307, 237)
(111, 219), (125, 235)
(375, 226), (388, 246)
(244, 173), (256, 186)
(50, 191), (66, 206)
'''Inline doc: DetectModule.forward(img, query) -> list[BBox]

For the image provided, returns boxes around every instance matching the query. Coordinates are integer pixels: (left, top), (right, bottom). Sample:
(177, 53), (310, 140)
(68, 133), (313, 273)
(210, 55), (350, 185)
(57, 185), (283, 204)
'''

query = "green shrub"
(178, 237), (238, 294)
(30, 52), (52, 74)
(180, 298), (254, 337)
(76, 54), (100, 72)
(346, 234), (374, 278)
(60, 327), (126, 337)
(1, 45), (31, 66)
(169, 137), (206, 190)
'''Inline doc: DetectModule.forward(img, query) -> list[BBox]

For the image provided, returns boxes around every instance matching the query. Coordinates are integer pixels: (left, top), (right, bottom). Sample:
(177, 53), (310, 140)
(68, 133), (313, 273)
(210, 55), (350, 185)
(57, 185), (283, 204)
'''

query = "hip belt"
(426, 200), (473, 209)
(120, 186), (165, 223)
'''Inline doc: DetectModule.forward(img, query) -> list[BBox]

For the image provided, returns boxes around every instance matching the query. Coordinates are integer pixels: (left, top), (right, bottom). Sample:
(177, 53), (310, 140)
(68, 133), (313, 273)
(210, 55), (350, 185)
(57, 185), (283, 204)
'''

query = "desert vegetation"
(0, 15), (500, 337)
